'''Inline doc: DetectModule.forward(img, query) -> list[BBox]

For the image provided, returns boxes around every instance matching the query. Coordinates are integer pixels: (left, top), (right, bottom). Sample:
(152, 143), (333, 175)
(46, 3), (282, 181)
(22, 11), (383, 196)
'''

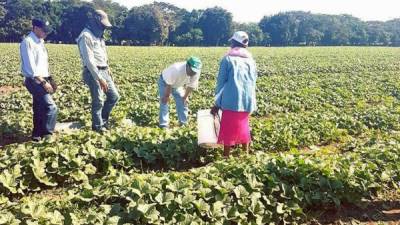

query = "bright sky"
(113, 0), (400, 22)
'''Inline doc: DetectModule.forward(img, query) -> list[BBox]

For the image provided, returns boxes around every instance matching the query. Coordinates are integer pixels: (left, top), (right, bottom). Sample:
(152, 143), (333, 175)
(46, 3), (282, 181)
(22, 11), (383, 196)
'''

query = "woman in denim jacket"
(211, 31), (257, 158)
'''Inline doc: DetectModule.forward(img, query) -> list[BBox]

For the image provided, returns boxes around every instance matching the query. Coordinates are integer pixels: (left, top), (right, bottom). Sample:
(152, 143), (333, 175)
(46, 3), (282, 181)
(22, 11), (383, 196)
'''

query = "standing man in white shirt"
(158, 56), (202, 128)
(76, 10), (120, 133)
(20, 18), (58, 142)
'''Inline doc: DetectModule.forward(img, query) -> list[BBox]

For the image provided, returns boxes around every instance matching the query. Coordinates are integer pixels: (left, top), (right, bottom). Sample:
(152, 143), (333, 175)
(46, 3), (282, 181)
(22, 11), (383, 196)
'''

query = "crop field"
(0, 45), (400, 224)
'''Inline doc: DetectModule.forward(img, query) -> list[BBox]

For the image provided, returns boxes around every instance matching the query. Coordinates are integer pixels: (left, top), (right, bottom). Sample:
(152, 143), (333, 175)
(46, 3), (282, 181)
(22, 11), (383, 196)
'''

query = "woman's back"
(215, 49), (257, 113)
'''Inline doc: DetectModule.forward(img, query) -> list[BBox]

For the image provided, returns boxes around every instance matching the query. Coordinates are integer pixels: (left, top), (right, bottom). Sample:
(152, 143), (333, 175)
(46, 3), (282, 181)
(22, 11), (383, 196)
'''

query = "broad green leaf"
(276, 203), (285, 214)
(0, 164), (21, 193)
(71, 170), (89, 182)
(105, 216), (121, 225)
(21, 201), (46, 219)
(31, 158), (57, 186)
(193, 199), (210, 216)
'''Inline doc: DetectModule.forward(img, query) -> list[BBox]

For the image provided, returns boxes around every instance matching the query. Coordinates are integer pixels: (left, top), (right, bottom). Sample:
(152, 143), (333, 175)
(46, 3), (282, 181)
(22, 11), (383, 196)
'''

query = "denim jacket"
(214, 48), (257, 113)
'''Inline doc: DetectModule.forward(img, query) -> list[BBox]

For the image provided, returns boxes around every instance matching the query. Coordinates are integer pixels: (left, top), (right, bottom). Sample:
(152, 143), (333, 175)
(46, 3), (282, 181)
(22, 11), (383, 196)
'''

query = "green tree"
(170, 9), (203, 45)
(259, 12), (303, 46)
(55, 2), (95, 43)
(2, 0), (35, 41)
(259, 12), (374, 46)
(262, 32), (271, 46)
(199, 7), (232, 46)
(110, 9), (128, 44)
(124, 4), (168, 45)
(295, 13), (324, 45)
(0, 3), (6, 20)
(384, 19), (400, 46)
(152, 2), (186, 45)
(306, 29), (324, 45)
(0, 4), (7, 41)
(175, 28), (203, 46)
(367, 21), (391, 45)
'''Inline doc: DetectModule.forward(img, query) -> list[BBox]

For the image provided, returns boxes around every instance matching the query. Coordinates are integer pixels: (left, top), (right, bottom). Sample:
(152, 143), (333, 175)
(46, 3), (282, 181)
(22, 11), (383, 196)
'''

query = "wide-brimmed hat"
(95, 10), (112, 28)
(229, 31), (249, 46)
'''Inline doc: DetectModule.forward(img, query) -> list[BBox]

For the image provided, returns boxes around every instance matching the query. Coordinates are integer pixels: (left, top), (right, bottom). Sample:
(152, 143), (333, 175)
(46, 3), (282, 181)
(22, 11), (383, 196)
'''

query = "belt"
(27, 76), (52, 81)
(97, 66), (108, 70)
(84, 66), (108, 70)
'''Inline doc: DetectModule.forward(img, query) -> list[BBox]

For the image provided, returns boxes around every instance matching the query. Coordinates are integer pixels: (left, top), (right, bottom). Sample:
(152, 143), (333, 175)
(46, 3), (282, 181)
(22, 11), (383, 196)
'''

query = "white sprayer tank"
(197, 109), (222, 148)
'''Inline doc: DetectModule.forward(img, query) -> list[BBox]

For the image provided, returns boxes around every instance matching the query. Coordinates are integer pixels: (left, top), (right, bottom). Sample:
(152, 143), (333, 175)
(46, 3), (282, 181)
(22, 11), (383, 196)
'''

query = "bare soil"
(0, 85), (20, 96)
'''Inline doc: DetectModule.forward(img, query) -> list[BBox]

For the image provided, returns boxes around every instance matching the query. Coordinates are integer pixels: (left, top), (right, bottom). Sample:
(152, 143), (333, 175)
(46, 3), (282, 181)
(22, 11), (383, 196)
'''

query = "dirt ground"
(310, 190), (400, 225)
(0, 134), (31, 148)
(0, 85), (20, 96)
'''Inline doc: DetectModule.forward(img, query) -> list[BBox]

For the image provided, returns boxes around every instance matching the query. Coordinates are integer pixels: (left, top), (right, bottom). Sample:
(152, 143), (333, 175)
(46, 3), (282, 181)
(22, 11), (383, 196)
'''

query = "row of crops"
(0, 45), (400, 224)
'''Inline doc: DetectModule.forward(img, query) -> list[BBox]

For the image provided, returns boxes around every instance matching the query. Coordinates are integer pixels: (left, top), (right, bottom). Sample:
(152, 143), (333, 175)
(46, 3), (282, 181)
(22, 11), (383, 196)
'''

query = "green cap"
(187, 56), (202, 73)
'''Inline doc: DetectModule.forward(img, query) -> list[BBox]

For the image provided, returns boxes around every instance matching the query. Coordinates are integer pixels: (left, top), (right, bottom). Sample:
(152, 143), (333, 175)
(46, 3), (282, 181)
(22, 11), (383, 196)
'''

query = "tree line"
(0, 0), (399, 46)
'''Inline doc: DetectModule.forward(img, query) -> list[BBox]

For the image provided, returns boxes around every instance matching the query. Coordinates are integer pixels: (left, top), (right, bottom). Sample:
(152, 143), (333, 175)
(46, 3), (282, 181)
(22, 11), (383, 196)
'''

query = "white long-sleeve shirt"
(20, 32), (49, 78)
(76, 28), (108, 81)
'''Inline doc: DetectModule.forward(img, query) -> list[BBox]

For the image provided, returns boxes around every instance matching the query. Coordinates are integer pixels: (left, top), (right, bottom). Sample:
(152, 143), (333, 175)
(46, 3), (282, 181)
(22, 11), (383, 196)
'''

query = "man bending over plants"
(158, 57), (202, 128)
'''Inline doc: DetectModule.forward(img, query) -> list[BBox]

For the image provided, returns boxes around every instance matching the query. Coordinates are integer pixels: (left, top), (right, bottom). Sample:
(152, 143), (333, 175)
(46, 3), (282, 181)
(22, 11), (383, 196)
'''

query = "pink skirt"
(217, 110), (251, 146)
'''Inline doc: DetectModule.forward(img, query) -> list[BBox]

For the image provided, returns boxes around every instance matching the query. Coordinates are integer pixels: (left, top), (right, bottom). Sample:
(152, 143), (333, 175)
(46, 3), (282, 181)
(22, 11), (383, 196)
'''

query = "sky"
(112, 0), (400, 23)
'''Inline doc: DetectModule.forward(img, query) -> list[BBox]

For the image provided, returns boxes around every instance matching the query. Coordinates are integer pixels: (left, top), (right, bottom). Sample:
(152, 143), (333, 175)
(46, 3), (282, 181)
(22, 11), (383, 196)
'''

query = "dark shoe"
(42, 134), (54, 142)
(159, 125), (169, 129)
(93, 127), (107, 134)
(103, 122), (110, 130)
(32, 136), (41, 142)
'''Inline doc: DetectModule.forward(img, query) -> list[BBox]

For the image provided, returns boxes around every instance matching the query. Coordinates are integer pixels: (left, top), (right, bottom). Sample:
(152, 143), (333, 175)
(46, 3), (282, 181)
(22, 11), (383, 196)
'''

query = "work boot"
(32, 136), (41, 142)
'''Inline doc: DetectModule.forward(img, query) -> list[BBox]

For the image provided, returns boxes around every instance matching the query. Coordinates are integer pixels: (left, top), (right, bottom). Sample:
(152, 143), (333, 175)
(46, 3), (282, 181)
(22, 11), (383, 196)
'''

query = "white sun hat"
(229, 31), (249, 46)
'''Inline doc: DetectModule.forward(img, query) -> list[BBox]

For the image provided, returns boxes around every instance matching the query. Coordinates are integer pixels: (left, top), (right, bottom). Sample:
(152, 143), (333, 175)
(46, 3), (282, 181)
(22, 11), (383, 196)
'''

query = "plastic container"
(197, 109), (222, 148)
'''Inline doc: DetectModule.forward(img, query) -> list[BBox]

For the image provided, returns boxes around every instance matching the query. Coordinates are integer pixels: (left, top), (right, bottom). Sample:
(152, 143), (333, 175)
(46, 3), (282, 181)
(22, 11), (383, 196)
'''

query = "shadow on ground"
(311, 200), (400, 224)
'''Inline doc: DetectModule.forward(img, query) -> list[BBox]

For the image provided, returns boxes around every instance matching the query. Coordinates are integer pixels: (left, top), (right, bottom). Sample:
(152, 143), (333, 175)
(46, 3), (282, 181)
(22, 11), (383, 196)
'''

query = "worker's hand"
(162, 95), (170, 104)
(42, 82), (54, 94)
(210, 106), (219, 116)
(49, 79), (57, 93)
(98, 79), (109, 93)
(183, 96), (189, 106)
(108, 68), (113, 80)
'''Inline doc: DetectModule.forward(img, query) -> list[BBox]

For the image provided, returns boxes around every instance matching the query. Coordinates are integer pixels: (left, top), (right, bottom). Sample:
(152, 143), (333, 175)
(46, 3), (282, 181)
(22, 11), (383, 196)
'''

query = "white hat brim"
(101, 18), (112, 28)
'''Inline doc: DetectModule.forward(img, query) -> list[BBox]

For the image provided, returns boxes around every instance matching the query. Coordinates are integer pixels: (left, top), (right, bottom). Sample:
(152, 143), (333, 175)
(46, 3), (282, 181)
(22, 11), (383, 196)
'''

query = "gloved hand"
(210, 105), (219, 116)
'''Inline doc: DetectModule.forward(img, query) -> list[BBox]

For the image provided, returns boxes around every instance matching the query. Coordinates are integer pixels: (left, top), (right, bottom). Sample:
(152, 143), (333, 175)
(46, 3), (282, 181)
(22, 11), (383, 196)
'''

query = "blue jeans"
(24, 78), (58, 137)
(83, 69), (120, 131)
(158, 76), (188, 127)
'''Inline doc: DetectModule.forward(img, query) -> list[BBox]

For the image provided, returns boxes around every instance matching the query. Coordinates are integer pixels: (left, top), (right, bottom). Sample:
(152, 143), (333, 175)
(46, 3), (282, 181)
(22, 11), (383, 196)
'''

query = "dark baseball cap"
(32, 18), (51, 33)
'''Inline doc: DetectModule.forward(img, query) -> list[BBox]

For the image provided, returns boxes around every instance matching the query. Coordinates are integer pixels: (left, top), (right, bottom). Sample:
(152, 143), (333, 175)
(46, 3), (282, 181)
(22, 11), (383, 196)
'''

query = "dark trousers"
(24, 78), (58, 137)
